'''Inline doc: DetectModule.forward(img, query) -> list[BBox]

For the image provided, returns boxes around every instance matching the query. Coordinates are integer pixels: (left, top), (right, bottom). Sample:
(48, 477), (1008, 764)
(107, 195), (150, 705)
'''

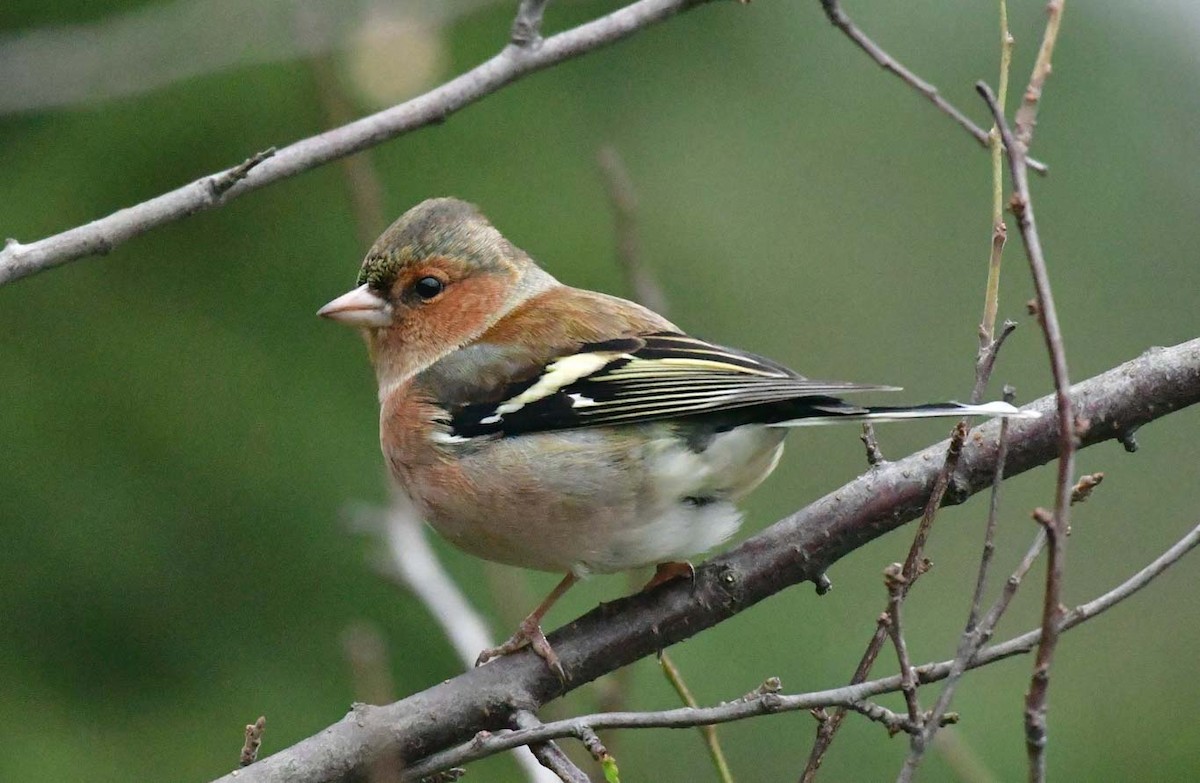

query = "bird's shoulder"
(413, 285), (677, 408)
(412, 285), (890, 441)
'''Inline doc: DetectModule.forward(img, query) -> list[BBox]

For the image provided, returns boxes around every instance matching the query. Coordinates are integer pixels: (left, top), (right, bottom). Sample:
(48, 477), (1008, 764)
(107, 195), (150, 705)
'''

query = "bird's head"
(319, 198), (555, 389)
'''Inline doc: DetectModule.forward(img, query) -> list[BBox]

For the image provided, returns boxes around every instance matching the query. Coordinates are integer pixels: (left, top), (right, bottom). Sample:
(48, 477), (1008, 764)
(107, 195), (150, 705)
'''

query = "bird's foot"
(642, 560), (696, 591)
(475, 616), (565, 681)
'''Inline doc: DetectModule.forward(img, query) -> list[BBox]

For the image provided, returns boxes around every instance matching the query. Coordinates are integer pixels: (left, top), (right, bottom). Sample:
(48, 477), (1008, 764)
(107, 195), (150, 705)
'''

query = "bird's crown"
(357, 198), (518, 292)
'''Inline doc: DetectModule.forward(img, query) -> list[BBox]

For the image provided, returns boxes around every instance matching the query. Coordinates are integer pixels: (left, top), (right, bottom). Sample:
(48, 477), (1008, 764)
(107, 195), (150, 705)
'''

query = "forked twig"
(402, 521), (1200, 779)
(818, 0), (1046, 175)
(978, 72), (1074, 782)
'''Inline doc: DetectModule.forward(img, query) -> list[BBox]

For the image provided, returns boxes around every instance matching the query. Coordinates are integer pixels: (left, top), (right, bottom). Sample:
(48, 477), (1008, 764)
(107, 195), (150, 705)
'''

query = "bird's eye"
(413, 276), (445, 300)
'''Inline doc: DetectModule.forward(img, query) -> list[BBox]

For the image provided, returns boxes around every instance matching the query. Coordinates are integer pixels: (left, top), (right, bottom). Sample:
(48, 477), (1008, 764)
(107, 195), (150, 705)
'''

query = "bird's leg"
(643, 560), (695, 591)
(475, 572), (578, 679)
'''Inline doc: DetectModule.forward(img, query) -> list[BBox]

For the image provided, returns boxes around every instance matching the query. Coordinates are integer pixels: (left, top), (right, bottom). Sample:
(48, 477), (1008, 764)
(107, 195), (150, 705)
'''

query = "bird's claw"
(642, 560), (696, 591)
(475, 617), (565, 682)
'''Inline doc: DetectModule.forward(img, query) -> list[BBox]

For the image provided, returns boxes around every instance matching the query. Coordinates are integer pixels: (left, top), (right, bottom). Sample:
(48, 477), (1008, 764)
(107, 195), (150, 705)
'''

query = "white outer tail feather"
(766, 400), (1040, 428)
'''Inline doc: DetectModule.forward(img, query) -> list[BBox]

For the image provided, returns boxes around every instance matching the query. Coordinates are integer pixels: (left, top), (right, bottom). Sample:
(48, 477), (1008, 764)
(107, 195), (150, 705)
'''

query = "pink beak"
(317, 284), (393, 328)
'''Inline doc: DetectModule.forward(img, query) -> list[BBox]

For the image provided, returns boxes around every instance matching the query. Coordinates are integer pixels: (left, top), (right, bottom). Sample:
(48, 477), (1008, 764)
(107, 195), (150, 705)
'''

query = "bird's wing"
(447, 332), (896, 438)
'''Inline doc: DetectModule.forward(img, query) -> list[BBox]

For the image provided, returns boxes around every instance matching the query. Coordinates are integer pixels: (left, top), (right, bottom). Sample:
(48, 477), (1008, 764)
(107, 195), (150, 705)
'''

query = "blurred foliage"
(2, 1), (1199, 781)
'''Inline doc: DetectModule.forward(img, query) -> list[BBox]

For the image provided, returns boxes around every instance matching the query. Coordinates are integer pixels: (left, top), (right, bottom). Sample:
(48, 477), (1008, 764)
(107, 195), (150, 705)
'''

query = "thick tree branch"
(0, 0), (718, 287)
(405, 518), (1200, 777)
(208, 339), (1200, 783)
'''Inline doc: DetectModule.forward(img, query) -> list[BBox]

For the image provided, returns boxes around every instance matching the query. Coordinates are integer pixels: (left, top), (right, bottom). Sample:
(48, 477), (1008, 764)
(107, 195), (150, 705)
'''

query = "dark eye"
(413, 276), (444, 300)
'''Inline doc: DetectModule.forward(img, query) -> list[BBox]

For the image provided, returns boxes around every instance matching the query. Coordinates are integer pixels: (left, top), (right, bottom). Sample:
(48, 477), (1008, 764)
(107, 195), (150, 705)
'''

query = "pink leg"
(475, 573), (578, 679)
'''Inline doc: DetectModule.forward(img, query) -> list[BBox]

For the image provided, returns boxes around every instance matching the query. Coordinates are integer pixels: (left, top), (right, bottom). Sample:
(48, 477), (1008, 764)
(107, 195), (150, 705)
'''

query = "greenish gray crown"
(356, 198), (516, 291)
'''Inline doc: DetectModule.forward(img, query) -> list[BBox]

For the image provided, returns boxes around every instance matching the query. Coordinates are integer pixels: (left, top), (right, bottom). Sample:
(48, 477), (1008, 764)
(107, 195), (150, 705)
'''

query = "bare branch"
(513, 711), (591, 783)
(979, 0), (1014, 348)
(0, 0), (718, 287)
(901, 386), (1016, 777)
(817, 0), (1046, 175)
(1013, 0), (1067, 150)
(205, 340), (1199, 783)
(978, 79), (1075, 783)
(883, 564), (921, 726)
(801, 422), (966, 779)
(973, 321), (1018, 404)
(968, 387), (1016, 630)
(844, 701), (953, 738)
(403, 519), (1200, 778)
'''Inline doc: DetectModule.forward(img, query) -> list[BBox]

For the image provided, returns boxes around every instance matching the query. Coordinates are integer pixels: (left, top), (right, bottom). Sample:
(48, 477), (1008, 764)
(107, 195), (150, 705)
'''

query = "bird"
(319, 197), (1036, 678)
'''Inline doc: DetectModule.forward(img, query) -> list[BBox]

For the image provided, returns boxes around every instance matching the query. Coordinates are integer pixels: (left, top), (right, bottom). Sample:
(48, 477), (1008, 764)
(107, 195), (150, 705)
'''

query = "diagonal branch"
(0, 0), (719, 287)
(208, 338), (1200, 783)
(818, 0), (1046, 175)
(404, 517), (1200, 777)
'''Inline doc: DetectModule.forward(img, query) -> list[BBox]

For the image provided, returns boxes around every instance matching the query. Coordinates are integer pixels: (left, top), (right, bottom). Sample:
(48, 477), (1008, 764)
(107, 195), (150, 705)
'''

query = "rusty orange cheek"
(395, 274), (511, 352)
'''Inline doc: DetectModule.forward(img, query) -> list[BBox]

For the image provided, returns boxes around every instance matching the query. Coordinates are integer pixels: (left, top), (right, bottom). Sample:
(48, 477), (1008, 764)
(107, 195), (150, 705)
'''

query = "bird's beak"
(317, 284), (393, 328)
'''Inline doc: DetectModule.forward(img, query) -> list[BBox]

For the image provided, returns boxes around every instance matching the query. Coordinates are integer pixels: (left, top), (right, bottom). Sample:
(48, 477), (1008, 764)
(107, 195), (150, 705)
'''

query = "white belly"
(576, 425), (785, 574)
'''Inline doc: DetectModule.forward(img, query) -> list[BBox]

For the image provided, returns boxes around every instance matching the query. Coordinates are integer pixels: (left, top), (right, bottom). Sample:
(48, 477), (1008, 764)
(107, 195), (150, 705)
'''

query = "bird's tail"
(766, 400), (1039, 428)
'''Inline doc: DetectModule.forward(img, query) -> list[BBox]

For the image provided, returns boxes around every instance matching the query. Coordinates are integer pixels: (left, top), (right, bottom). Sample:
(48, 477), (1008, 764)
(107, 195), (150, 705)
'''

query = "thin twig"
(845, 701), (954, 737)
(883, 565), (921, 725)
(1013, 0), (1067, 150)
(860, 423), (885, 467)
(511, 0), (553, 46)
(240, 716), (267, 767)
(803, 242), (1016, 778)
(915, 525), (1046, 769)
(402, 521), (1200, 779)
(660, 652), (736, 783)
(801, 422), (966, 781)
(978, 79), (1075, 783)
(0, 0), (718, 286)
(210, 149), (276, 197)
(900, 385), (1015, 778)
(972, 321), (1018, 404)
(807, 286), (1014, 780)
(968, 386), (1017, 631)
(1070, 472), (1104, 505)
(513, 711), (591, 783)
(980, 0), (1014, 348)
(902, 415), (1017, 778)
(817, 0), (1046, 176)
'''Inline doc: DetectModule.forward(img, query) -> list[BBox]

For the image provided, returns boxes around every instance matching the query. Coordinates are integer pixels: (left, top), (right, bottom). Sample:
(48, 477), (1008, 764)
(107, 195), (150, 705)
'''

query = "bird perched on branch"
(320, 197), (1034, 678)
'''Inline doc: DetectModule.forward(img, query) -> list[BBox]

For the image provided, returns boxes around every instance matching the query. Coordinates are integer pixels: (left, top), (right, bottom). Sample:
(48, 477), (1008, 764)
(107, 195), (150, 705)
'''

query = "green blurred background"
(2, 1), (1199, 780)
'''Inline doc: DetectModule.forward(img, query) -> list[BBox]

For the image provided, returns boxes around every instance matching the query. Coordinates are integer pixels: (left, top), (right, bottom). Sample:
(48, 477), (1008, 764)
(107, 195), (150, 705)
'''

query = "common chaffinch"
(319, 197), (1032, 676)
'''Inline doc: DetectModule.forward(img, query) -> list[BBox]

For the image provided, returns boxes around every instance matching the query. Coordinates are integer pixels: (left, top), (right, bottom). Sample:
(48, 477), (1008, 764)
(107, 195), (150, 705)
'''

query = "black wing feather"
(449, 332), (894, 438)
